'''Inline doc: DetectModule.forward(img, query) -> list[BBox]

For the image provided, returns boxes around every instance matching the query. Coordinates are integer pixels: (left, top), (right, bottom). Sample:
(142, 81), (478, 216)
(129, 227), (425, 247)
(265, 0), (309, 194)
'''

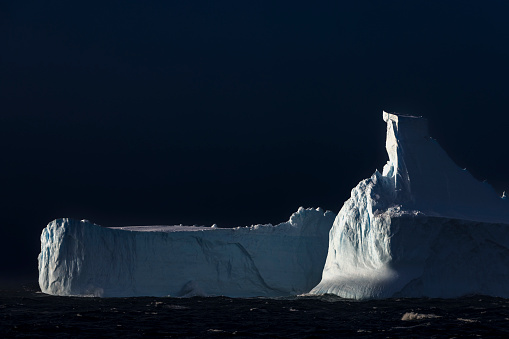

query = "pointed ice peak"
(382, 111), (430, 196)
(382, 111), (426, 199)
(380, 111), (508, 222)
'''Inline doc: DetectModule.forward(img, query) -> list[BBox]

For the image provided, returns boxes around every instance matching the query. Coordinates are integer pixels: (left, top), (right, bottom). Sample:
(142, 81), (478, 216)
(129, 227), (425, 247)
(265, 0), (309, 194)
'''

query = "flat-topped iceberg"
(310, 112), (509, 299)
(38, 207), (334, 297)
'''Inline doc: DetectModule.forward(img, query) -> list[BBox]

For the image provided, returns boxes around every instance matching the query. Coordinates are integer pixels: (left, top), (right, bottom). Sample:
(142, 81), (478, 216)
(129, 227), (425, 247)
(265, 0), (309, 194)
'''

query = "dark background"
(2, 1), (509, 283)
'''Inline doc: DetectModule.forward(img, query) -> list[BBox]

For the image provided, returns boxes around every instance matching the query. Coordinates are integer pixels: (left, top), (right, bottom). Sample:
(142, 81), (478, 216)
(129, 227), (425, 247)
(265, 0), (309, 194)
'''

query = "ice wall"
(38, 207), (334, 297)
(310, 112), (509, 299)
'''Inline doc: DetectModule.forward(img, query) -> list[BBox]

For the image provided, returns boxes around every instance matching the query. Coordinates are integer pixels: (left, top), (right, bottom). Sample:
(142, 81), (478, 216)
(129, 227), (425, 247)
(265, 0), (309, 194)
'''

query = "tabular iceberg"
(38, 207), (334, 297)
(310, 112), (509, 299)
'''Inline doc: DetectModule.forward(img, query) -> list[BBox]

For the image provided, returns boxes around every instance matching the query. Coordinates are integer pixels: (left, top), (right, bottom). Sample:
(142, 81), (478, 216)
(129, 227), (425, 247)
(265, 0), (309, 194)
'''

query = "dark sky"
(2, 1), (509, 281)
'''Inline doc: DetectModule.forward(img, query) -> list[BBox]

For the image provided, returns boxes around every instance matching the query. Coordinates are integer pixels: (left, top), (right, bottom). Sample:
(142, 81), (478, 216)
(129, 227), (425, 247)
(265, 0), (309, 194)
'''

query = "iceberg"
(310, 112), (509, 299)
(38, 207), (334, 297)
(38, 111), (509, 299)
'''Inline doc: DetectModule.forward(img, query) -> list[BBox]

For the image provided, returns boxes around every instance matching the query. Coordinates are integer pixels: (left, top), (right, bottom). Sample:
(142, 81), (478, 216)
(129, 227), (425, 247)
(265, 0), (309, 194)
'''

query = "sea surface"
(2, 284), (509, 338)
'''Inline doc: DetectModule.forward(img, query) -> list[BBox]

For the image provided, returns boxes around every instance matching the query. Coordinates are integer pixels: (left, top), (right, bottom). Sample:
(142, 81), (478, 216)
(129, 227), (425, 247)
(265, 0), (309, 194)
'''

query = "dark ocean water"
(2, 284), (509, 338)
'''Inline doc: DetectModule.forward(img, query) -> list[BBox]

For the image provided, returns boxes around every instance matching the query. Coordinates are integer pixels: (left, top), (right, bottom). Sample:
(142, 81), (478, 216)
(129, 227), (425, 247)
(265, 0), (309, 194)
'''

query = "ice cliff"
(310, 112), (509, 299)
(38, 207), (334, 297)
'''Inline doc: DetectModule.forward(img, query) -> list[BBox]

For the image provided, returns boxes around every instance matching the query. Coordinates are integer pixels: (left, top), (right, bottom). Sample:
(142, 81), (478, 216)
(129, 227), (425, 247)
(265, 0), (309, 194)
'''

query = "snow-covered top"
(109, 225), (212, 232)
(106, 207), (333, 233)
(380, 111), (509, 223)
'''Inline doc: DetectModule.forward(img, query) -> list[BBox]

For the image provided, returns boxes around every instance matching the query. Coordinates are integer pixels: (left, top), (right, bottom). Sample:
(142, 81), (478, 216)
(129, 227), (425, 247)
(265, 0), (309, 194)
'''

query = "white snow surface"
(310, 112), (509, 299)
(38, 207), (334, 297)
